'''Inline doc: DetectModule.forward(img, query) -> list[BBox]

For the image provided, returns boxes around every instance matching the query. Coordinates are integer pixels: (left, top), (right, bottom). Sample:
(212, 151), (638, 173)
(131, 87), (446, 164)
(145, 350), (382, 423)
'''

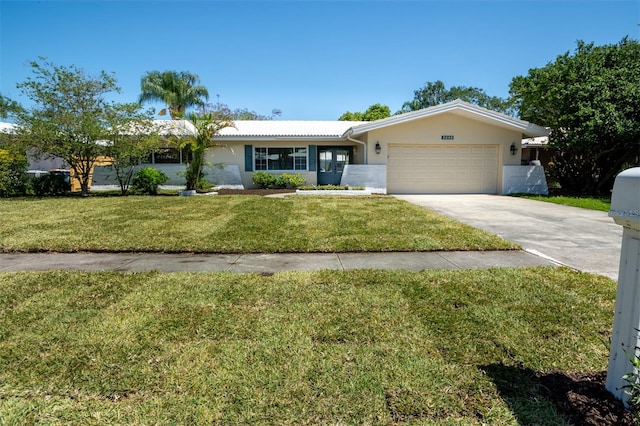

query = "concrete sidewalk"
(0, 250), (556, 273)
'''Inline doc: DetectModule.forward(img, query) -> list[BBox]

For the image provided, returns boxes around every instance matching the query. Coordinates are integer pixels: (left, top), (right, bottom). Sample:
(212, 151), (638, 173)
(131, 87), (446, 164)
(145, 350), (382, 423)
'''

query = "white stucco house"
(195, 99), (549, 194)
(5, 100), (551, 194)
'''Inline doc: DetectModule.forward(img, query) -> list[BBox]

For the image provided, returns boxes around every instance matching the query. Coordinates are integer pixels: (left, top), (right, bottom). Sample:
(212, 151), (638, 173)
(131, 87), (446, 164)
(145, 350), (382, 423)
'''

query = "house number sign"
(441, 135), (454, 140)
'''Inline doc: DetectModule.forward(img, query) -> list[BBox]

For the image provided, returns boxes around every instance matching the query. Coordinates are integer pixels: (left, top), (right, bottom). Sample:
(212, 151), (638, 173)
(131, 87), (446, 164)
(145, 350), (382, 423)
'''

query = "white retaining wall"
(502, 165), (548, 195)
(340, 164), (387, 194)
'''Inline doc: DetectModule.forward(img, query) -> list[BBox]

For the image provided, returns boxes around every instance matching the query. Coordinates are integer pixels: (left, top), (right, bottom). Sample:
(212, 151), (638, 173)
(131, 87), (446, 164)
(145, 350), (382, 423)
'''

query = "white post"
(606, 167), (640, 404)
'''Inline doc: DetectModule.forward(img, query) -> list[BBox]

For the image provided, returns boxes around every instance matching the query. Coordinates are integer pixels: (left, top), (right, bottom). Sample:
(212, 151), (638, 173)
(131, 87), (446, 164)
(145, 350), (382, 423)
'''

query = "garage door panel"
(387, 144), (499, 194)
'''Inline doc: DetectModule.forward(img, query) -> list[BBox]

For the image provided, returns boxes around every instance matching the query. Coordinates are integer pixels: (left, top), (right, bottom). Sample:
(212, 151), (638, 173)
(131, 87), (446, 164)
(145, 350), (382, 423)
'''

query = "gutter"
(344, 130), (368, 164)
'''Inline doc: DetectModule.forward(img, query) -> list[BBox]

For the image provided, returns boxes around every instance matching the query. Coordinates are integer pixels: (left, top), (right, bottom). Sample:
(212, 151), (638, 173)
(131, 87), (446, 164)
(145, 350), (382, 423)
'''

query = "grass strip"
(0, 196), (517, 252)
(0, 267), (614, 424)
(515, 195), (611, 212)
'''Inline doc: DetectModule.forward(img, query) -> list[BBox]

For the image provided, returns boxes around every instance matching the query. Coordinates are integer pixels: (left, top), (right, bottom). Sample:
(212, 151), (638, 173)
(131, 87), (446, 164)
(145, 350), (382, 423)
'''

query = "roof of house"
(347, 100), (549, 138)
(0, 122), (18, 133)
(521, 136), (549, 147)
(151, 120), (197, 136)
(215, 120), (363, 139)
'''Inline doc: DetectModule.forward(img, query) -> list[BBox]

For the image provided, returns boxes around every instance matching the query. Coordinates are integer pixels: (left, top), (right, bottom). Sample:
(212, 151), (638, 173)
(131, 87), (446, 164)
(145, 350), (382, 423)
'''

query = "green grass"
(0, 196), (517, 252)
(0, 267), (614, 424)
(516, 195), (611, 212)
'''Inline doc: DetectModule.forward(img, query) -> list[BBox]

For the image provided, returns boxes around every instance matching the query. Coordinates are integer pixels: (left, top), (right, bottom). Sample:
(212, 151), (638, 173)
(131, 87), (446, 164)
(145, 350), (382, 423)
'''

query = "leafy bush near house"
(252, 171), (306, 189)
(31, 174), (70, 196)
(276, 173), (306, 189)
(252, 171), (278, 189)
(298, 184), (365, 190)
(0, 149), (29, 197)
(131, 167), (168, 195)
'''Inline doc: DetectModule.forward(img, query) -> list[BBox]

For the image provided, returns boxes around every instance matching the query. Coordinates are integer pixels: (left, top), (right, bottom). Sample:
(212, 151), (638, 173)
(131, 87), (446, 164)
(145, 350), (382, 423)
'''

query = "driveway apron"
(395, 194), (622, 280)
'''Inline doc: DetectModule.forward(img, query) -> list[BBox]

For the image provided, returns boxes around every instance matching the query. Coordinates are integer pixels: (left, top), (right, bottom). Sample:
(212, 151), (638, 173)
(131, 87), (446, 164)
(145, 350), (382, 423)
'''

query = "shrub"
(131, 167), (168, 195)
(253, 171), (306, 189)
(298, 184), (366, 191)
(252, 171), (277, 189)
(276, 173), (306, 189)
(196, 177), (215, 192)
(0, 149), (29, 197)
(31, 173), (70, 196)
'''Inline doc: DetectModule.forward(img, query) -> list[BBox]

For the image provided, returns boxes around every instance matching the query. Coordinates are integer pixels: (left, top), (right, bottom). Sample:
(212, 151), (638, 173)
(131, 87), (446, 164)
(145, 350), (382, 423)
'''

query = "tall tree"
(338, 103), (391, 121)
(7, 59), (156, 196)
(400, 80), (515, 115)
(138, 71), (209, 119)
(510, 37), (640, 194)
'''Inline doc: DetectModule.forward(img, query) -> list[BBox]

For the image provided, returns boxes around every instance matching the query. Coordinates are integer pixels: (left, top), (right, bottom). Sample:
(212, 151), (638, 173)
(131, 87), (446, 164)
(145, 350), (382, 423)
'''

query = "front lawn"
(516, 195), (611, 212)
(0, 267), (619, 424)
(0, 196), (517, 252)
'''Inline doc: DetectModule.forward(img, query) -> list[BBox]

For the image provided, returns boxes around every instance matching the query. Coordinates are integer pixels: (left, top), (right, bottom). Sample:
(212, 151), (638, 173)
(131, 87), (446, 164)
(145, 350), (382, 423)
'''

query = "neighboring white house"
(3, 100), (551, 194)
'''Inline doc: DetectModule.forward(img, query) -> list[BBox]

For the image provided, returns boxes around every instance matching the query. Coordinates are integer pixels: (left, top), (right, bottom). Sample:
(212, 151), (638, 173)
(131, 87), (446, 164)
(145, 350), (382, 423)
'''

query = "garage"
(387, 144), (499, 194)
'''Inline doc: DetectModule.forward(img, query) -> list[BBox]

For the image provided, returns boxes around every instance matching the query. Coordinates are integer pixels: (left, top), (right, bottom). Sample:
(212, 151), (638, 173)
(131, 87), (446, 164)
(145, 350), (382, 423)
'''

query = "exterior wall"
(340, 164), (386, 193)
(502, 165), (549, 195)
(363, 113), (524, 193)
(208, 140), (359, 189)
(92, 164), (186, 186)
(366, 114), (522, 164)
(27, 149), (67, 171)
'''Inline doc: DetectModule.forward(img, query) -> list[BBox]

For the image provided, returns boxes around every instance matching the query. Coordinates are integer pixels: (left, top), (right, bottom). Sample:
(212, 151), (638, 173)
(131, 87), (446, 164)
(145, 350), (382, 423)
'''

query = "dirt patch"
(216, 189), (296, 196)
(539, 370), (634, 425)
(485, 363), (635, 425)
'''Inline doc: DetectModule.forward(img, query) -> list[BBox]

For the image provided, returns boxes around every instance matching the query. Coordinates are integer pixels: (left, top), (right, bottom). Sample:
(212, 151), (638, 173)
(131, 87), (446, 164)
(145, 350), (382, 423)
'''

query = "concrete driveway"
(395, 194), (622, 280)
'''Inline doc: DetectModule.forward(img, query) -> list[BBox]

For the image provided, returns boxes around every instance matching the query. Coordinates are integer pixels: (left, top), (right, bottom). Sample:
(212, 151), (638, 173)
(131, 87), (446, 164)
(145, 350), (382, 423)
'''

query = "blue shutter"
(244, 145), (253, 171)
(308, 145), (317, 171)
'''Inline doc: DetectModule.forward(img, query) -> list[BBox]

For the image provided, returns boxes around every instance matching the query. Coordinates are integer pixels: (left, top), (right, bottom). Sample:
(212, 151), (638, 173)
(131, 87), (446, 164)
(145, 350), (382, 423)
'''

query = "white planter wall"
(502, 165), (548, 195)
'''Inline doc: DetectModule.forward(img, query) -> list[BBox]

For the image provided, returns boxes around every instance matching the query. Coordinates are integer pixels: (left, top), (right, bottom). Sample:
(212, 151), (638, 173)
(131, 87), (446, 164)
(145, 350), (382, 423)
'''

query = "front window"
(255, 147), (307, 171)
(142, 147), (183, 164)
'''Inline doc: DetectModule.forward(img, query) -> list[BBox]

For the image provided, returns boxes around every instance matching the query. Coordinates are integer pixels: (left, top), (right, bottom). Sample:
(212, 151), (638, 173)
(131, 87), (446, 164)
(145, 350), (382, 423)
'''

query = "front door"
(318, 147), (352, 185)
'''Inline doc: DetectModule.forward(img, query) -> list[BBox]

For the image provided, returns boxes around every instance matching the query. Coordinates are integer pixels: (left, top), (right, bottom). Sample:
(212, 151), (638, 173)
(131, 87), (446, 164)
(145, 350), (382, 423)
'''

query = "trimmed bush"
(276, 173), (306, 189)
(131, 167), (168, 195)
(252, 171), (277, 189)
(253, 171), (306, 189)
(31, 173), (70, 196)
(298, 184), (366, 190)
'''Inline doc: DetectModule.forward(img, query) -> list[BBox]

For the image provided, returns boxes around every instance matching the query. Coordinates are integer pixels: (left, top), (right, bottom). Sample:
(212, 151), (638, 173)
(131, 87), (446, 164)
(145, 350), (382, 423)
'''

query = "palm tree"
(138, 71), (209, 119)
(179, 110), (233, 190)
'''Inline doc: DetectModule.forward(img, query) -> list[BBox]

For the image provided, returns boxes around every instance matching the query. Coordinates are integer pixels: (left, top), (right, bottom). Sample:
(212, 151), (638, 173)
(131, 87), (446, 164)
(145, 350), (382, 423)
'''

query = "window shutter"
(244, 145), (253, 171)
(308, 145), (317, 171)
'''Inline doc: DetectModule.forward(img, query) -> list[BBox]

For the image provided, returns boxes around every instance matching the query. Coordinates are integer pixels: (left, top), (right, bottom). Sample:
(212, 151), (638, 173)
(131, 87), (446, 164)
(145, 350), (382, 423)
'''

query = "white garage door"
(387, 145), (499, 194)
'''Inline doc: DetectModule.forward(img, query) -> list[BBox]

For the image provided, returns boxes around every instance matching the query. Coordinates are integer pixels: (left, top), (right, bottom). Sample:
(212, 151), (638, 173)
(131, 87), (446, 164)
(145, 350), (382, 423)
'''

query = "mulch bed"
(538, 371), (634, 425)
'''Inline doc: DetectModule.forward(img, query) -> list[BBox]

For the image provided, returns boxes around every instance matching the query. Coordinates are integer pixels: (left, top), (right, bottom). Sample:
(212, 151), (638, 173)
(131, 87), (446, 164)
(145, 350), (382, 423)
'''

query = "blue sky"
(1, 0), (638, 120)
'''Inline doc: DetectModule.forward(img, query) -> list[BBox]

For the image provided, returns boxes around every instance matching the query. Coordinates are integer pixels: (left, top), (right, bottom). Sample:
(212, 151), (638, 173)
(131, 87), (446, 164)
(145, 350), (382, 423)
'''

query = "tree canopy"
(510, 37), (640, 194)
(400, 80), (515, 116)
(139, 71), (209, 119)
(338, 103), (391, 121)
(6, 59), (157, 196)
(204, 103), (282, 121)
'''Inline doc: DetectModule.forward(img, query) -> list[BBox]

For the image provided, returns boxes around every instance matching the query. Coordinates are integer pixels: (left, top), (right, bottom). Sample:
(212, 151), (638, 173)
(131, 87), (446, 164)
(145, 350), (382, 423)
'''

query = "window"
(255, 147), (307, 171)
(142, 148), (183, 164)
